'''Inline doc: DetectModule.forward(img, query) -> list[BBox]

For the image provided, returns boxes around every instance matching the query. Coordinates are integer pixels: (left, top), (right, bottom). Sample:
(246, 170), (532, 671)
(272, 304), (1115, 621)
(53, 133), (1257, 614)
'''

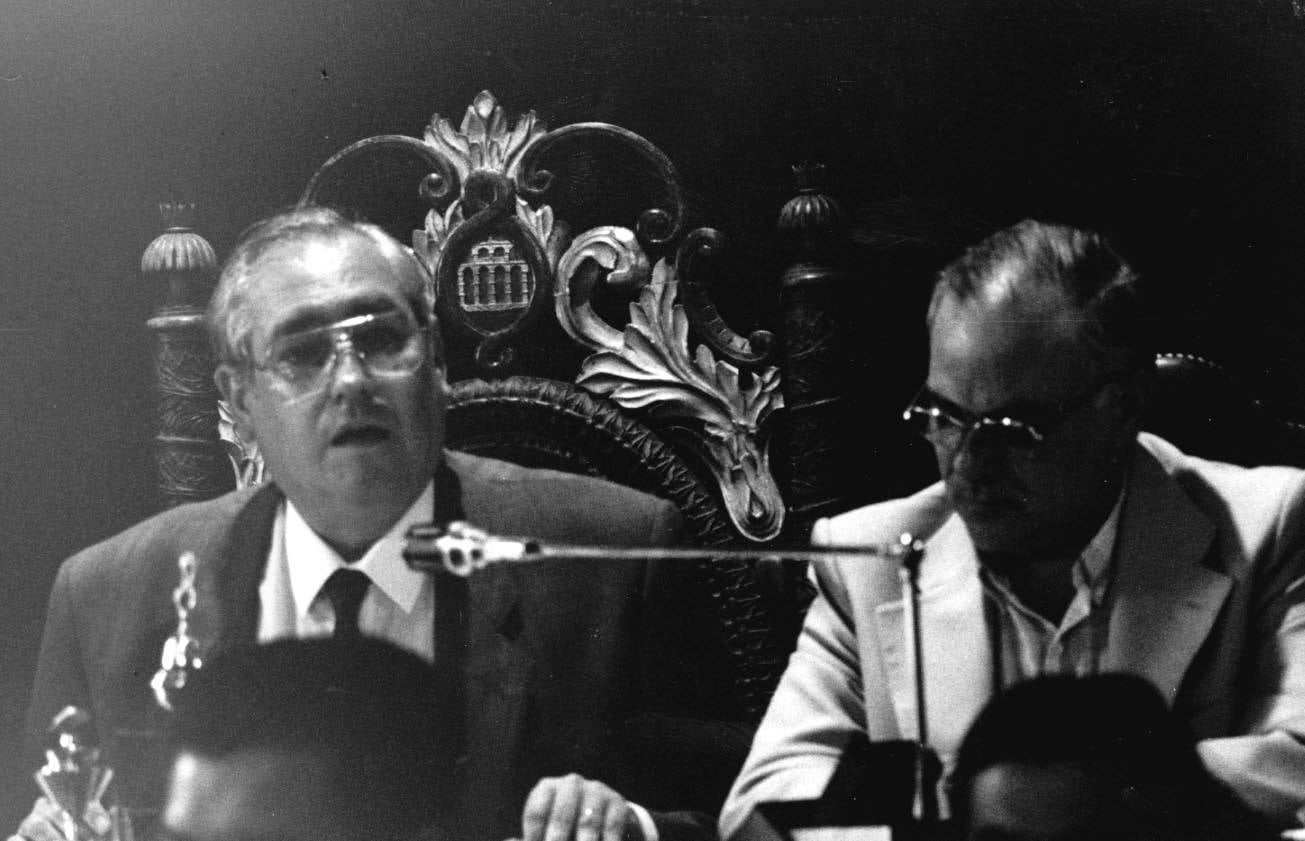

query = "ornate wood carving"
(675, 228), (776, 368)
(142, 203), (230, 507)
(300, 91), (787, 543)
(571, 263), (785, 542)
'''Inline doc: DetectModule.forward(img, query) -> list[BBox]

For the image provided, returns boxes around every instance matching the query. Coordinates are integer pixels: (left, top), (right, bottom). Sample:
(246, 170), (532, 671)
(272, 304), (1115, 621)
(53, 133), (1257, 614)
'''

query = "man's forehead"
(928, 283), (1096, 406)
(240, 234), (417, 331)
(934, 275), (1088, 351)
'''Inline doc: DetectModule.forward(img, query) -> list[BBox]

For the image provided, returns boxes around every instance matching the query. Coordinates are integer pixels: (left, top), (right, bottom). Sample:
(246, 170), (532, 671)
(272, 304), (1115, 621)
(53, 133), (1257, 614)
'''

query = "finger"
(521, 779), (560, 841)
(602, 798), (631, 841)
(542, 774), (584, 841)
(574, 791), (608, 841)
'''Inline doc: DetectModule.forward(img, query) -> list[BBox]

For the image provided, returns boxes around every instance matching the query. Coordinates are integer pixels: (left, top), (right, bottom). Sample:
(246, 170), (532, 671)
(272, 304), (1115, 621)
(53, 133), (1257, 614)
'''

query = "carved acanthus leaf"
(413, 201), (467, 276)
(576, 265), (785, 541)
(218, 400), (266, 488)
(516, 198), (570, 267)
(423, 90), (547, 183)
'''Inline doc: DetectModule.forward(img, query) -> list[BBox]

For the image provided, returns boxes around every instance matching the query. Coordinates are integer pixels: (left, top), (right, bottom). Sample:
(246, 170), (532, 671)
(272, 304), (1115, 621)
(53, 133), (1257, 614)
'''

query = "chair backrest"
(139, 93), (862, 717)
(1142, 352), (1305, 468)
(445, 376), (792, 713)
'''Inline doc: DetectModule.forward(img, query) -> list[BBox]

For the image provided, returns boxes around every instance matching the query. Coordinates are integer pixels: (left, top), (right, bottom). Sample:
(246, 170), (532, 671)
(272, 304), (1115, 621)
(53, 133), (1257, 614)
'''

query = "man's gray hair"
(928, 219), (1151, 373)
(207, 206), (439, 367)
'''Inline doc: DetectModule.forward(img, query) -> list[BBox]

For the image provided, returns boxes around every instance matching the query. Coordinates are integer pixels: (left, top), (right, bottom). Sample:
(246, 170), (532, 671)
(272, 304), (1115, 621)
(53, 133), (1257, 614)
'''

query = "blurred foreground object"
(34, 708), (132, 841)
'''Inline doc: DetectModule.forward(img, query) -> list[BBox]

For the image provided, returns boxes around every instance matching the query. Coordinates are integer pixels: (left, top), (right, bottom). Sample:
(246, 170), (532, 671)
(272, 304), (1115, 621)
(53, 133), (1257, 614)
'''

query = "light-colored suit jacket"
(720, 433), (1305, 836)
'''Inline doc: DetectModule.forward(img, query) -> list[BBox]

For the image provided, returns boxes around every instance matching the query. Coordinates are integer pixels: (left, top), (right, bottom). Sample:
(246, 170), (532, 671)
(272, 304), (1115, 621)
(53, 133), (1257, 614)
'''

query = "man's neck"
(980, 485), (1126, 624)
(298, 488), (429, 563)
(982, 552), (1078, 623)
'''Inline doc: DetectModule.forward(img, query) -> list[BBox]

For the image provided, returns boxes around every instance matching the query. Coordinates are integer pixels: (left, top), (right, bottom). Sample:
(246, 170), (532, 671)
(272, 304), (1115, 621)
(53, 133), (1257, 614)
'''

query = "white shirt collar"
(283, 481), (435, 620)
(1072, 489), (1123, 604)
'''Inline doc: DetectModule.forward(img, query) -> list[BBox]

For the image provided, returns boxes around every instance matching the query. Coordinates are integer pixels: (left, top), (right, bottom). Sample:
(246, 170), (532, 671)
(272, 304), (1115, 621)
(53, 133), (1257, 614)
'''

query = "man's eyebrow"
(270, 297), (404, 338)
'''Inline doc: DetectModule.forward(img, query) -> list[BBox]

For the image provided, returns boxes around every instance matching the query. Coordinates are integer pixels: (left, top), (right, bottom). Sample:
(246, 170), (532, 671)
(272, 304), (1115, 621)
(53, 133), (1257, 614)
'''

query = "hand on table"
(517, 773), (643, 841)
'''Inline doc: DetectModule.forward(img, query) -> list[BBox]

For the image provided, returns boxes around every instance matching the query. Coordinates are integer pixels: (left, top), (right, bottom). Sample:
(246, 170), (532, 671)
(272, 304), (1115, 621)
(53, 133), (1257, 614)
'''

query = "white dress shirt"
(980, 492), (1124, 686)
(257, 481), (435, 662)
(253, 480), (660, 839)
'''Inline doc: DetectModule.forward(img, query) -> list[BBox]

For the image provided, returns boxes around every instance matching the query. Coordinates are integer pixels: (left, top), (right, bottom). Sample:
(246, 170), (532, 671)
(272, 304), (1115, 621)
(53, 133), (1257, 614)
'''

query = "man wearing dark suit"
(720, 220), (1305, 836)
(21, 208), (739, 841)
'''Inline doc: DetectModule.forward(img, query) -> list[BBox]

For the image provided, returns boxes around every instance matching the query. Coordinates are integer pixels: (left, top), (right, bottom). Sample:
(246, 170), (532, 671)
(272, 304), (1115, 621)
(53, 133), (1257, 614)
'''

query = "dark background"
(5, 0), (1305, 825)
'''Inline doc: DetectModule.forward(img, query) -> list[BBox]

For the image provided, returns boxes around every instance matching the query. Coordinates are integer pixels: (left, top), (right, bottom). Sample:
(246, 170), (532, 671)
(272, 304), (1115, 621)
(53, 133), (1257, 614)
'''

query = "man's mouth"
(330, 425), (392, 446)
(951, 482), (1026, 513)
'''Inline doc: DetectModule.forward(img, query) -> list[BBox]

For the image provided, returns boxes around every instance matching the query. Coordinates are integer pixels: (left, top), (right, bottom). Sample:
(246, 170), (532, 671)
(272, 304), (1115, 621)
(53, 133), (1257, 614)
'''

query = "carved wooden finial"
(158, 201), (197, 230)
(142, 200), (229, 508)
(778, 163), (846, 244)
(142, 202), (218, 311)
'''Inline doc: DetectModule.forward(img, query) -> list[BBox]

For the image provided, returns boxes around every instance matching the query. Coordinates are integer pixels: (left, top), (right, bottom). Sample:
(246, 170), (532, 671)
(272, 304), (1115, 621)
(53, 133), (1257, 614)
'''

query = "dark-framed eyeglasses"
(253, 310), (428, 395)
(901, 373), (1123, 456)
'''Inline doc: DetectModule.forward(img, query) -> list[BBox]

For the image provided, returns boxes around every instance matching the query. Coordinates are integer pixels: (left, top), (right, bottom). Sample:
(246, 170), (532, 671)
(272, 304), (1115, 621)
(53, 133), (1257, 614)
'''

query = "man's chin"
(956, 501), (1031, 553)
(320, 446), (414, 489)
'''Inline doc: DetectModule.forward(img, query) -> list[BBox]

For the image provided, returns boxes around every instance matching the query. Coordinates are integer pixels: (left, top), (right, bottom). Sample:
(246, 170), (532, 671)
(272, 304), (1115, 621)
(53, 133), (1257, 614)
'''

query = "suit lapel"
(147, 484), (282, 660)
(1101, 446), (1229, 704)
(443, 453), (533, 836)
(874, 514), (994, 755)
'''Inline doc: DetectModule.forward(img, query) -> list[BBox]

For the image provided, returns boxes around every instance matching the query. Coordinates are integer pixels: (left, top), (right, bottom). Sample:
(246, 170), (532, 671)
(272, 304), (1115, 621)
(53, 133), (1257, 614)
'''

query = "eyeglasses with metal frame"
(901, 373), (1124, 457)
(253, 309), (428, 395)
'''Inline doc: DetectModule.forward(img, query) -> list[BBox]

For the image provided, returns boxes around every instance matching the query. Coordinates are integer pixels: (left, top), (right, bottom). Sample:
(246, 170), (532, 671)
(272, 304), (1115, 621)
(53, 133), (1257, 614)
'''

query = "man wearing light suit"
(21, 209), (742, 841)
(720, 220), (1305, 836)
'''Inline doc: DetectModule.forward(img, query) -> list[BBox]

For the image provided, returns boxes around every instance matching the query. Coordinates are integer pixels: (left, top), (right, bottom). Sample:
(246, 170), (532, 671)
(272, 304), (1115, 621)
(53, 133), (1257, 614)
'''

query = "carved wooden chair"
(139, 92), (866, 718)
(1142, 352), (1305, 469)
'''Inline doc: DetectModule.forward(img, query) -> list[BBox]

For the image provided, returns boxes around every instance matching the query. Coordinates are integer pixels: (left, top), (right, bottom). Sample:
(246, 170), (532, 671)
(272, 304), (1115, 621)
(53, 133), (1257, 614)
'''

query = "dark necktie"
(322, 567), (371, 638)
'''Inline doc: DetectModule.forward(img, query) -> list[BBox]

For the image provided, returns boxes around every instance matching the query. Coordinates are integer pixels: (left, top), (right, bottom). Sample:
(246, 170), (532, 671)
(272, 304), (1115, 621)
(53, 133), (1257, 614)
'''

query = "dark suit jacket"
(29, 451), (747, 841)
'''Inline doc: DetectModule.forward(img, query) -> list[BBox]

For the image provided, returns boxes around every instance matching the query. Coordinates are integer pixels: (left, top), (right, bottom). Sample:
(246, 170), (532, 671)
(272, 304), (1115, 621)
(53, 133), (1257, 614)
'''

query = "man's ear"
(215, 364), (258, 444)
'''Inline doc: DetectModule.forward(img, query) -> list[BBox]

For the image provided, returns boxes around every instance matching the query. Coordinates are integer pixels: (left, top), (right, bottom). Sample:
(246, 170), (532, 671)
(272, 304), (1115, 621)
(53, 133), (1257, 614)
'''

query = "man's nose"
(327, 344), (373, 399)
(946, 426), (1011, 477)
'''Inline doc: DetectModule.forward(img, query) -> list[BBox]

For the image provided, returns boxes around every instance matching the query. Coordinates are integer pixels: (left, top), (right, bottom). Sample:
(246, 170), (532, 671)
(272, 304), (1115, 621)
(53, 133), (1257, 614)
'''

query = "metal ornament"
(151, 551), (203, 711)
(35, 707), (133, 841)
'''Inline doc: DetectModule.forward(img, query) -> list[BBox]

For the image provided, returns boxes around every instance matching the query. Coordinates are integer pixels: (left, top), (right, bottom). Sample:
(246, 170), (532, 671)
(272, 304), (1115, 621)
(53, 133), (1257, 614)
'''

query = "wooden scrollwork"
(571, 264), (785, 542)
(293, 91), (789, 543)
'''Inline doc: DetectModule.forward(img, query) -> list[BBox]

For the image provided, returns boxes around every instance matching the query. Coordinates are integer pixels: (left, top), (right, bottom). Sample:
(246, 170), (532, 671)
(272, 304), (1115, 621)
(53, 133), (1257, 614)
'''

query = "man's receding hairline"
(934, 275), (1092, 336)
(238, 226), (420, 289)
(218, 225), (429, 359)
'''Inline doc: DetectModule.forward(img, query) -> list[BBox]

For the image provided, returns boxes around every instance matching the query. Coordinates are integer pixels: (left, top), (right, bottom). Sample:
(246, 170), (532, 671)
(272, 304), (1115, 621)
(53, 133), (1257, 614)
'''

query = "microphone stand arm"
(403, 521), (917, 575)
